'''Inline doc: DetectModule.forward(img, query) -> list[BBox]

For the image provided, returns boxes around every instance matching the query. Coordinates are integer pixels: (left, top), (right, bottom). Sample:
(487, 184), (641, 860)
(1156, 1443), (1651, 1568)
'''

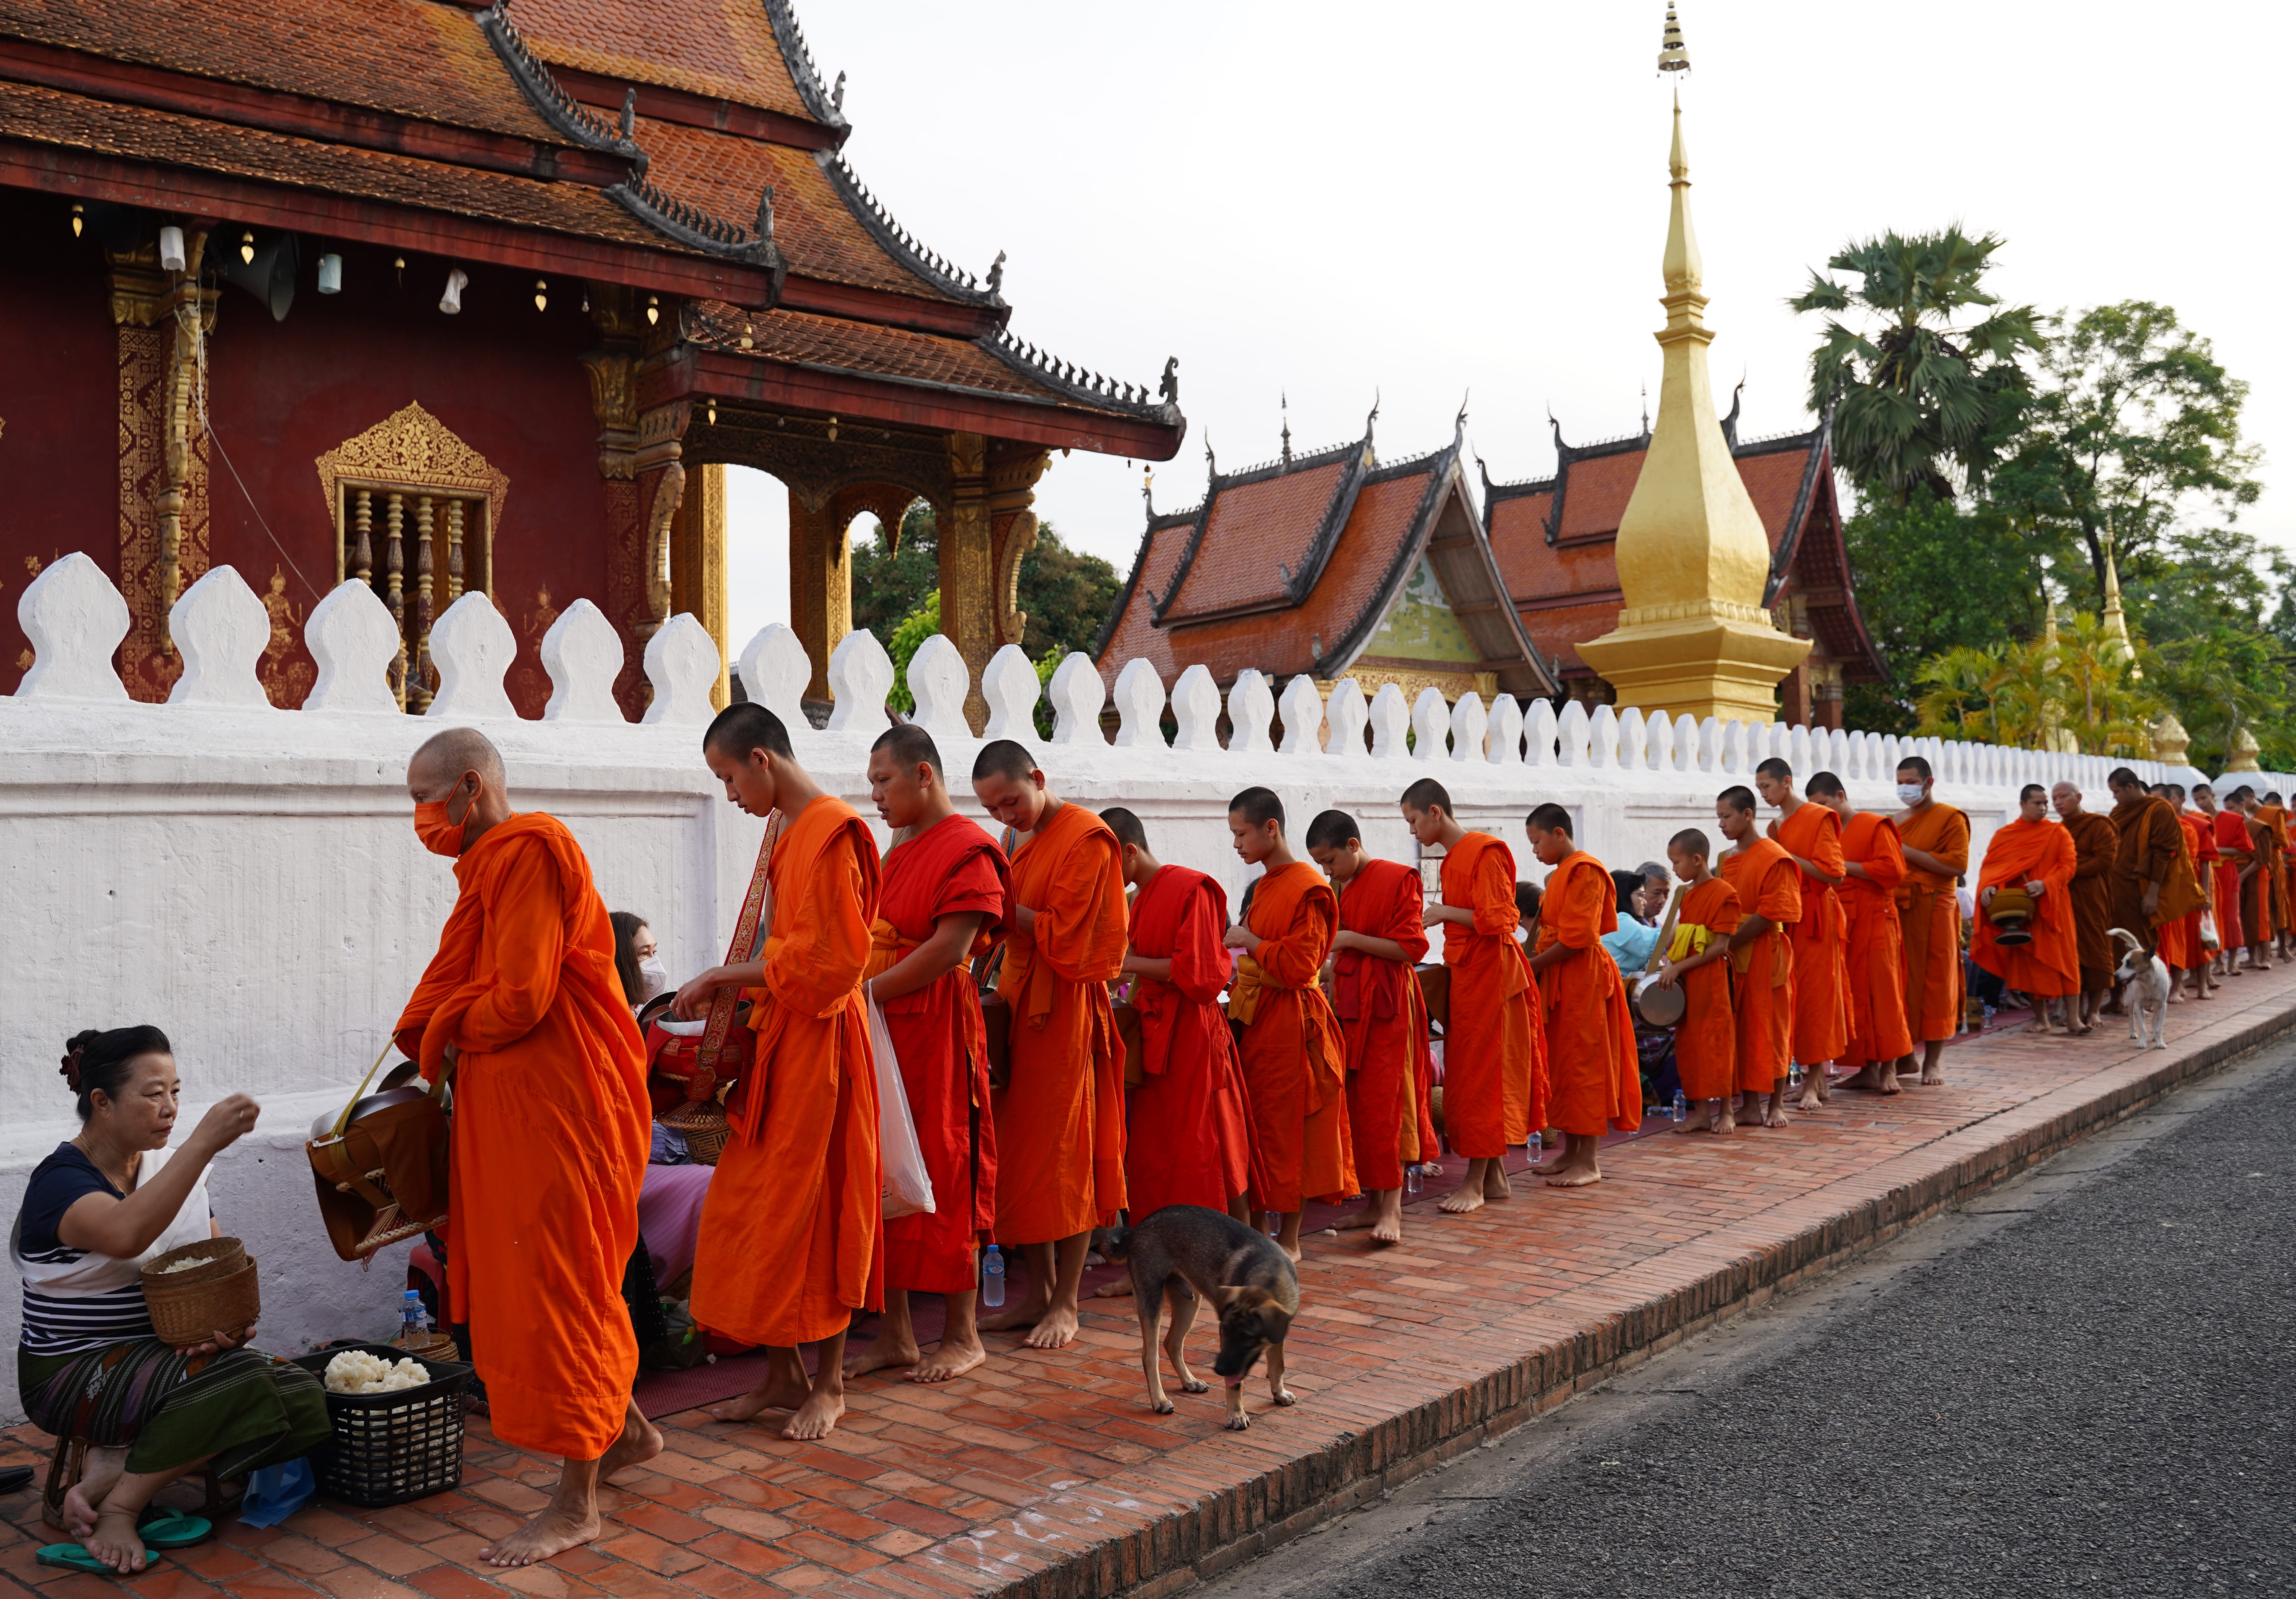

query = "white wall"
(2, 556), (2261, 1416)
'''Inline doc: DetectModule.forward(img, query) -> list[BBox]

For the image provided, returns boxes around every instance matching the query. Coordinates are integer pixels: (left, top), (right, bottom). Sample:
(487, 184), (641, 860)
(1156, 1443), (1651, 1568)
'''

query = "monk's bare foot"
(704, 1372), (811, 1423)
(481, 1501), (601, 1567)
(1674, 1108), (1719, 1134)
(1920, 1066), (1945, 1086)
(1761, 1104), (1790, 1128)
(1331, 1206), (1379, 1232)
(84, 1505), (151, 1575)
(1714, 1104), (1738, 1134)
(1483, 1165), (1511, 1201)
(1796, 1085), (1825, 1112)
(1093, 1277), (1137, 1297)
(64, 1445), (127, 1539)
(910, 1338), (987, 1383)
(599, 1408), (663, 1482)
(1543, 1163), (1601, 1188)
(2024, 1017), (2055, 1034)
(2070, 1021), (2093, 1036)
(1437, 1179), (1486, 1214)
(1020, 1304), (1080, 1350)
(1837, 1067), (1884, 1091)
(842, 1336), (922, 1381)
(1371, 1206), (1403, 1244)
(781, 1388), (845, 1440)
(977, 1294), (1052, 1334)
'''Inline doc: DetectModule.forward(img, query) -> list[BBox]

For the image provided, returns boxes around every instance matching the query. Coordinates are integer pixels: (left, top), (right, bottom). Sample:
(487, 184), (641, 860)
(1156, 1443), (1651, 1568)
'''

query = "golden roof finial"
(1658, 2), (1690, 74)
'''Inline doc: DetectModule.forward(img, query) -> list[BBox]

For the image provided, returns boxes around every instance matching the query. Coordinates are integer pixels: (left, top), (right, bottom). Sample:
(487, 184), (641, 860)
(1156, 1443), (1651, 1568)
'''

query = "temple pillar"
(670, 462), (731, 708)
(940, 432), (997, 729)
(989, 445), (1051, 643)
(1813, 663), (1844, 731)
(788, 488), (850, 711)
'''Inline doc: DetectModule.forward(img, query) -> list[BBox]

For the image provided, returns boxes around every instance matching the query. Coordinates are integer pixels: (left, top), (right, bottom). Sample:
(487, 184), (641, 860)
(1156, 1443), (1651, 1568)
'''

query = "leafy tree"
(884, 589), (940, 715)
(1911, 644), (2006, 741)
(851, 500), (937, 650)
(1790, 228), (2042, 505)
(1015, 524), (1121, 662)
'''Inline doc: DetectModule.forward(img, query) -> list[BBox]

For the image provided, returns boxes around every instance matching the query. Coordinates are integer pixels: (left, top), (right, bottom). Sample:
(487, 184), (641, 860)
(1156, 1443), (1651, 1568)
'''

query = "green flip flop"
(137, 1510), (213, 1549)
(35, 1543), (161, 1574)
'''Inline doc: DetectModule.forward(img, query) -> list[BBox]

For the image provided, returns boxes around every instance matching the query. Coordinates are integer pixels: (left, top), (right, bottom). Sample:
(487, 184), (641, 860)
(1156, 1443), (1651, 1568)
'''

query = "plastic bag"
(238, 1457), (316, 1528)
(865, 984), (935, 1220)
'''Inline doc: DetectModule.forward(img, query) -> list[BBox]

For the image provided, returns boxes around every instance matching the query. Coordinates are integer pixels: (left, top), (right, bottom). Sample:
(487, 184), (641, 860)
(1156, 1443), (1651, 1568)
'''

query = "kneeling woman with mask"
(13, 1027), (331, 1574)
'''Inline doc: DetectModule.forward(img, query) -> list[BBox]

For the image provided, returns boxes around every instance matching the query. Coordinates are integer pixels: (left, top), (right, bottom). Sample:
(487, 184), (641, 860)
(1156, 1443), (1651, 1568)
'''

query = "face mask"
(413, 784), (472, 857)
(1896, 783), (1926, 807)
(636, 957), (669, 1001)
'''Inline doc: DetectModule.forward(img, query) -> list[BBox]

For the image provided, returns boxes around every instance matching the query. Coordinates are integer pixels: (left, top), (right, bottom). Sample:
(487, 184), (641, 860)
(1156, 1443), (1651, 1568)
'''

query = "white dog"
(2109, 927), (2171, 1050)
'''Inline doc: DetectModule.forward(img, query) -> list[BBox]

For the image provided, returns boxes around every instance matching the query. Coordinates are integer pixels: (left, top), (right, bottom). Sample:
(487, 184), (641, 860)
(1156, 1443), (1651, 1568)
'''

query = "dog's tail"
(2107, 926), (2144, 953)
(1102, 1223), (1133, 1264)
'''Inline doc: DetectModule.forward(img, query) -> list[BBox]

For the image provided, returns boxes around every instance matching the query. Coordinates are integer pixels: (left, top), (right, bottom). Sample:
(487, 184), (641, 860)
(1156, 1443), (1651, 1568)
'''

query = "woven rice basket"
(142, 1237), (261, 1347)
(658, 1101), (730, 1165)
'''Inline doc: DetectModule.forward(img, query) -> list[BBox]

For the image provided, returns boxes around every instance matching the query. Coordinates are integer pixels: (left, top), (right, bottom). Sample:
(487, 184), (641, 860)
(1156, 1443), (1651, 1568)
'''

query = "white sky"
(729, 0), (2287, 652)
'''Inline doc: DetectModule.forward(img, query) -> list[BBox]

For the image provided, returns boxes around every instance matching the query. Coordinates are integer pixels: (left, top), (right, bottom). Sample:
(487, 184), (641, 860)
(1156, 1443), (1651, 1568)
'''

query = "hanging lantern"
(239, 228), (257, 264)
(69, 202), (82, 237)
(646, 293), (660, 326)
(533, 277), (548, 312)
(1657, 1), (1690, 73)
(826, 414), (838, 442)
(317, 253), (344, 294)
(706, 400), (717, 426)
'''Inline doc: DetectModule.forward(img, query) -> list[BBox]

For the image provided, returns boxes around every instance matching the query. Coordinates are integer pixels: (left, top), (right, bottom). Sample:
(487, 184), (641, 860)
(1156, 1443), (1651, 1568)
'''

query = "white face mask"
(1897, 783), (1927, 807)
(637, 956), (669, 1000)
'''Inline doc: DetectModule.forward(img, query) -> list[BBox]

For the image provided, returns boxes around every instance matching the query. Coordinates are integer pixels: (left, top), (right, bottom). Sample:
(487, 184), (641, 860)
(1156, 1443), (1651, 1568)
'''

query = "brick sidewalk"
(10, 967), (2293, 1599)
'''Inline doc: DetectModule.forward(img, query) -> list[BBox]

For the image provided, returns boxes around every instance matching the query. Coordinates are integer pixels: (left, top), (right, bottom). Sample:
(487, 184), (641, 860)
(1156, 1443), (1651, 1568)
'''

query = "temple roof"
(1096, 416), (1558, 701)
(1482, 404), (1886, 684)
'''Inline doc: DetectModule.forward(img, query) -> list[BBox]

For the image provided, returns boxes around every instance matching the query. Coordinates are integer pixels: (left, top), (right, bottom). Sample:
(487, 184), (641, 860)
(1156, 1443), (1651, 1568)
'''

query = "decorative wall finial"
(1279, 390), (1292, 465)
(1657, 1), (1690, 74)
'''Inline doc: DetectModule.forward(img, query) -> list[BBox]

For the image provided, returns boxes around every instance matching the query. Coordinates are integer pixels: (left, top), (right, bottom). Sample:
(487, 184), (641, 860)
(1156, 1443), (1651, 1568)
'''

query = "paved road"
(1210, 1041), (2296, 1598)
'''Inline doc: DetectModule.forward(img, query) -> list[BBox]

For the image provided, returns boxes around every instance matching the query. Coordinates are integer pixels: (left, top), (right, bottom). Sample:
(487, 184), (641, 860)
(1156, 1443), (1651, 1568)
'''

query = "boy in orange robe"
(2270, 792), (2296, 955)
(1971, 783), (2080, 1029)
(1523, 803), (1639, 1186)
(1649, 827), (1742, 1135)
(676, 704), (882, 1441)
(1894, 755), (1969, 1086)
(1224, 787), (1355, 1260)
(2053, 783), (2119, 1030)
(397, 728), (656, 1568)
(1717, 784), (1800, 1127)
(969, 739), (1127, 1350)
(1402, 778), (1544, 1211)
(2196, 784), (2247, 975)
(843, 725), (1007, 1386)
(2170, 785), (2219, 999)
(1103, 807), (1257, 1222)
(2145, 783), (2202, 990)
(2233, 788), (2278, 971)
(1755, 758), (1849, 1111)
(1306, 809), (1439, 1245)
(1809, 778), (1917, 1087)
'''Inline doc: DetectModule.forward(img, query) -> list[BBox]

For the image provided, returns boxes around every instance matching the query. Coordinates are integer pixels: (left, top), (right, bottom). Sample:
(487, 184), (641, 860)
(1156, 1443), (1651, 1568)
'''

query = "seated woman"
(1601, 866), (1666, 973)
(13, 1027), (330, 1575)
(610, 912), (668, 1014)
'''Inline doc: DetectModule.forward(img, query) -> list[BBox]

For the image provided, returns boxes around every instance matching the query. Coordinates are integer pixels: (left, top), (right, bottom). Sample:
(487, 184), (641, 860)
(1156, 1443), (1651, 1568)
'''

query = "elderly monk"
(2104, 769), (2205, 998)
(1103, 808), (1256, 1226)
(2232, 788), (2279, 971)
(970, 739), (1127, 1349)
(1651, 827), (1742, 1135)
(1756, 759), (1849, 1111)
(1894, 755), (1969, 1086)
(842, 725), (1006, 1386)
(1524, 804), (1639, 1185)
(2195, 785), (2247, 978)
(1972, 784), (2080, 1033)
(2052, 783), (2118, 1033)
(678, 705), (881, 1440)
(1717, 785), (1800, 1125)
(1809, 778), (1916, 1089)
(1403, 779), (1543, 1210)
(1306, 810), (1438, 1245)
(396, 728), (655, 1566)
(1223, 788), (1354, 1259)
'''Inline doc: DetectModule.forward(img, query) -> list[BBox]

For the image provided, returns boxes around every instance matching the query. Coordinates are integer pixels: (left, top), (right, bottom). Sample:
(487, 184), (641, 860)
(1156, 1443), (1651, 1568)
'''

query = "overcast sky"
(726, 1), (2286, 654)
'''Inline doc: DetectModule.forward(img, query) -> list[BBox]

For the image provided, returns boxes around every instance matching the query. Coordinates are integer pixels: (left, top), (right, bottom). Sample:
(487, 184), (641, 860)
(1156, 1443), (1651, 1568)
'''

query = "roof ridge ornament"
(986, 250), (1007, 296)
(762, 0), (849, 130)
(975, 329), (1181, 422)
(1279, 391), (1292, 466)
(1657, 1), (1690, 74)
(477, 1), (647, 170)
(815, 151), (1000, 305)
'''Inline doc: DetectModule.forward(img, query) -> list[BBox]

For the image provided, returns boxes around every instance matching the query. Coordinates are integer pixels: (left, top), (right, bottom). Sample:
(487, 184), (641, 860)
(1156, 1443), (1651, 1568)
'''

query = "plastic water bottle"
(1264, 1210), (1280, 1235)
(1788, 1059), (1804, 1089)
(1527, 1131), (1543, 1164)
(1671, 1090), (1687, 1124)
(980, 1248), (1005, 1308)
(1405, 1165), (1423, 1195)
(398, 1289), (428, 1348)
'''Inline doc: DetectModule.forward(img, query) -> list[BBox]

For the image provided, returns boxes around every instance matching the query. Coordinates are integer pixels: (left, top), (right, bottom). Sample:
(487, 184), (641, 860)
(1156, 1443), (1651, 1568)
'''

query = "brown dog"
(1102, 1205), (1300, 1430)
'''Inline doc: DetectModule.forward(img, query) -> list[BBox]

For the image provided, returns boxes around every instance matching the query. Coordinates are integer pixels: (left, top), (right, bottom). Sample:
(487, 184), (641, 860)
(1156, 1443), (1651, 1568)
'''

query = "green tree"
(1790, 227), (2043, 504)
(851, 500), (937, 651)
(1015, 524), (1121, 661)
(884, 589), (940, 715)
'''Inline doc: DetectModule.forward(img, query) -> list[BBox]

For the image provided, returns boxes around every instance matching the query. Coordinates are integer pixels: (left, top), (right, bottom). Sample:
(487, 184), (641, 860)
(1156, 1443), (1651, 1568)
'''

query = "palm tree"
(1790, 228), (2043, 506)
(1912, 644), (2006, 741)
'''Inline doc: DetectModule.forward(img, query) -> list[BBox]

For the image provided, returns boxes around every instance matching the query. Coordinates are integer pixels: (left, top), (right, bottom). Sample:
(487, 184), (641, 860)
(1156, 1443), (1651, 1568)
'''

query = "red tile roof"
(508, 0), (815, 122)
(691, 303), (1059, 400)
(1159, 459), (1349, 623)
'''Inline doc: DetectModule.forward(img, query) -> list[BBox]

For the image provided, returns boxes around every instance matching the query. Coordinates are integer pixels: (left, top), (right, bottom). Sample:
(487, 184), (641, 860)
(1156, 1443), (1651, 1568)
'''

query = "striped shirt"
(11, 1143), (210, 1355)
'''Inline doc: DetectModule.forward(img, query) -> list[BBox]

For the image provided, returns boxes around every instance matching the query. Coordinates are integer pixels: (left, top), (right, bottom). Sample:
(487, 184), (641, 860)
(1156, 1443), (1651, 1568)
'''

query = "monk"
(2168, 784), (2219, 1000)
(1894, 755), (1968, 1086)
(1103, 807), (1256, 1225)
(396, 728), (656, 1566)
(1716, 785), (1799, 1124)
(2195, 784), (2247, 977)
(969, 739), (1127, 1349)
(2259, 790), (2294, 957)
(2145, 784), (2201, 997)
(1223, 788), (1354, 1259)
(1809, 777), (1916, 1087)
(2052, 782), (2118, 1032)
(1305, 809), (1439, 1244)
(2104, 768), (2204, 1001)
(1971, 784), (2080, 1033)
(842, 725), (1006, 1385)
(678, 704), (881, 1440)
(1649, 827), (1742, 1134)
(1523, 803), (1639, 1184)
(1755, 758), (1849, 1111)
(1402, 778), (1542, 1209)
(2232, 787), (2278, 971)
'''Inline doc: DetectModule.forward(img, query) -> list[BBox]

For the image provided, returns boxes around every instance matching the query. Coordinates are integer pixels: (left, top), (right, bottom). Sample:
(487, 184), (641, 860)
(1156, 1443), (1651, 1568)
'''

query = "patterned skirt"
(18, 1340), (332, 1477)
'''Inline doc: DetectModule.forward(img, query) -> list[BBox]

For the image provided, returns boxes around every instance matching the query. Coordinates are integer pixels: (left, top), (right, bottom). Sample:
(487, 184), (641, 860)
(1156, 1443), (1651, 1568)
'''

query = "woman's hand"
(186, 1094), (261, 1157)
(173, 1321), (257, 1357)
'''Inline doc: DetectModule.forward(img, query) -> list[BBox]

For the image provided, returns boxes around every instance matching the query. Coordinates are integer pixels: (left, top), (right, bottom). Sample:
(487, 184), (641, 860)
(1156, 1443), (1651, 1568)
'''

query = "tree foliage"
(850, 506), (1120, 668)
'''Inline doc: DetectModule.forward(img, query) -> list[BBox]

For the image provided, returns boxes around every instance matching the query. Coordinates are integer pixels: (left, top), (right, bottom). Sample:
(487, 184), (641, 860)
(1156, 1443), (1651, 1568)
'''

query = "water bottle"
(1527, 1131), (1543, 1164)
(980, 1248), (1005, 1308)
(1788, 1059), (1804, 1089)
(1405, 1165), (1422, 1195)
(1671, 1090), (1687, 1124)
(398, 1289), (427, 1348)
(1264, 1210), (1280, 1235)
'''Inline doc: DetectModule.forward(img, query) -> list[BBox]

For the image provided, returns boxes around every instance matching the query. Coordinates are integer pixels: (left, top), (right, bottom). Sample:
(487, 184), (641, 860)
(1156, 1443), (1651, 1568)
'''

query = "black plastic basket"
(291, 1342), (473, 1507)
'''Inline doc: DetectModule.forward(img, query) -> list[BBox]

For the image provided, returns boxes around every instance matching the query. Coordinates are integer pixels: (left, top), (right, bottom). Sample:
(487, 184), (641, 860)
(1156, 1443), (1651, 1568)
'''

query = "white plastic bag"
(865, 984), (935, 1220)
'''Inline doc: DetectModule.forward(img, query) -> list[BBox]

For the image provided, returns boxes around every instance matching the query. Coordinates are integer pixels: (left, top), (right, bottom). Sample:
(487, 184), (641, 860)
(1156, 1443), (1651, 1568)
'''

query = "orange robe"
(2109, 794), (2203, 959)
(2273, 805), (2296, 932)
(2181, 811), (2217, 964)
(2243, 812), (2281, 944)
(1720, 837), (1800, 1093)
(2063, 811), (2118, 988)
(1970, 819), (2079, 998)
(1333, 858), (1439, 1193)
(1895, 803), (1968, 1044)
(1233, 862), (1355, 1211)
(1123, 865), (1257, 1217)
(2209, 809), (2249, 952)
(395, 812), (649, 1461)
(994, 801), (1128, 1243)
(1776, 803), (1850, 1067)
(1439, 834), (1545, 1155)
(1533, 851), (1641, 1134)
(1838, 814), (1915, 1072)
(1668, 875), (1741, 1102)
(692, 796), (883, 1347)
(867, 814), (1007, 1296)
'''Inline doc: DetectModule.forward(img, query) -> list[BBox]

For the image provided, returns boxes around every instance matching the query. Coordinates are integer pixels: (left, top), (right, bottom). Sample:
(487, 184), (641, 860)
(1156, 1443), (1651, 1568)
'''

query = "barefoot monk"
(1809, 779), (1916, 1084)
(1894, 757), (1968, 1086)
(1717, 785), (1800, 1126)
(1756, 760), (1849, 1112)
(1972, 785), (2079, 1031)
(1650, 829), (1741, 1136)
(1524, 804), (1638, 1185)
(2052, 783), (2119, 1030)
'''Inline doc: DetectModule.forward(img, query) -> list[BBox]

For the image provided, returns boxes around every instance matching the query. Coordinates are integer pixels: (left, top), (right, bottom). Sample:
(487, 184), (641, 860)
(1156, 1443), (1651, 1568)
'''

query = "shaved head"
(871, 722), (942, 776)
(972, 739), (1038, 784)
(410, 726), (504, 791)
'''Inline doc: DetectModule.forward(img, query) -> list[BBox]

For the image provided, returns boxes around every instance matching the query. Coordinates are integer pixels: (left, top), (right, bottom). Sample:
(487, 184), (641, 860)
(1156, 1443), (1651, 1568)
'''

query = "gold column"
(446, 498), (465, 603)
(940, 432), (996, 729)
(385, 491), (407, 708)
(412, 494), (436, 711)
(351, 489), (373, 585)
(788, 488), (849, 707)
(670, 462), (732, 708)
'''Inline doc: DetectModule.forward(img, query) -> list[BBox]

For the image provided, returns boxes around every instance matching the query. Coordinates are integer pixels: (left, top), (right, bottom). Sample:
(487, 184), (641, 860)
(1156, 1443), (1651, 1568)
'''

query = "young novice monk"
(1755, 758), (1849, 1111)
(1811, 778), (1917, 1083)
(1305, 809), (1438, 1245)
(1717, 784), (1800, 1127)
(1649, 827), (1742, 1134)
(1102, 807), (1256, 1225)
(1523, 803), (1639, 1186)
(968, 740), (1127, 1350)
(1401, 779), (1542, 1211)
(1224, 787), (1354, 1260)
(844, 724), (1007, 1385)
(678, 704), (881, 1442)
